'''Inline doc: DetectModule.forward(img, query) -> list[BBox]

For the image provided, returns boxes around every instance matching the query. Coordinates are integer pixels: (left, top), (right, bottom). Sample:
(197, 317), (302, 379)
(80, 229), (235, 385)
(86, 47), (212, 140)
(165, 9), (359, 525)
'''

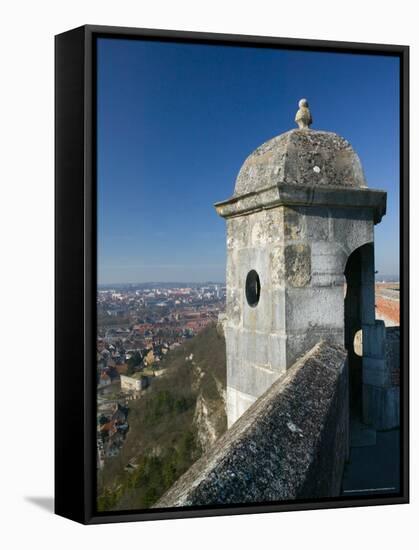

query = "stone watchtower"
(215, 99), (387, 428)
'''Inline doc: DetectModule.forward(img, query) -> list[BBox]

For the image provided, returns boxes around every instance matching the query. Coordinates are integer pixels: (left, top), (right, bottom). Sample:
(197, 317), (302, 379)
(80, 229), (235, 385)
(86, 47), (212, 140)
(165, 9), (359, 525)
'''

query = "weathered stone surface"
(226, 216), (249, 250)
(363, 384), (400, 430)
(359, 324), (400, 429)
(269, 246), (286, 287)
(233, 128), (367, 196)
(332, 207), (374, 257)
(363, 321), (386, 359)
(310, 241), (347, 284)
(225, 287), (241, 326)
(284, 244), (311, 287)
(284, 326), (344, 368)
(269, 288), (286, 331)
(226, 386), (257, 424)
(284, 207), (305, 240)
(215, 120), (387, 430)
(154, 342), (349, 507)
(363, 357), (389, 387)
(386, 326), (400, 385)
(227, 209), (284, 250)
(285, 286), (344, 331)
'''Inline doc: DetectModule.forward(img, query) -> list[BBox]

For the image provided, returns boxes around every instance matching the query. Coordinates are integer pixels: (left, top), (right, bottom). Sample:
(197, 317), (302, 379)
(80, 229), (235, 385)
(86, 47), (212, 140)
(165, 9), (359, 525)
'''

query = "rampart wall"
(155, 341), (349, 507)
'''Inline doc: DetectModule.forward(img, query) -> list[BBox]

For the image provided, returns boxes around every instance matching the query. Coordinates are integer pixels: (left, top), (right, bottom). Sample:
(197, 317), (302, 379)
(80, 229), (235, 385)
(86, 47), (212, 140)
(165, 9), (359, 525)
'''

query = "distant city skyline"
(97, 274), (400, 288)
(97, 38), (400, 284)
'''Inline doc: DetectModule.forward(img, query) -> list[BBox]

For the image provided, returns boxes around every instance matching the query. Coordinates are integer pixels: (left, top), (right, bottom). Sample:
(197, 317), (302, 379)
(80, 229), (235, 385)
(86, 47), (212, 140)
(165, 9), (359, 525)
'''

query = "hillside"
(97, 323), (227, 511)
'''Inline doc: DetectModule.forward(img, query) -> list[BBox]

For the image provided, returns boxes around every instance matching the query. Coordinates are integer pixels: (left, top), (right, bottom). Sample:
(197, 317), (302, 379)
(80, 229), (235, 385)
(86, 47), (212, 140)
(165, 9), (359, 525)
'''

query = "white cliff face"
(194, 394), (218, 451)
(192, 361), (227, 453)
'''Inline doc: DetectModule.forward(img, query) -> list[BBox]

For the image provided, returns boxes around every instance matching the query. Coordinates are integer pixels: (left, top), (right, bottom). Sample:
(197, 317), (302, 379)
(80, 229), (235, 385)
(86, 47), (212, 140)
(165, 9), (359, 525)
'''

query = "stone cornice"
(214, 183), (387, 224)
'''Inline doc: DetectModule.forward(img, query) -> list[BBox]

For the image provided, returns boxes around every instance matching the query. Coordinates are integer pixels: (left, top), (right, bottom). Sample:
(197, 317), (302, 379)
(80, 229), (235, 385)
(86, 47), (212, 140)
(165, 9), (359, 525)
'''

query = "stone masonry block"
(284, 243), (311, 287)
(363, 321), (386, 359)
(284, 207), (305, 240)
(303, 206), (331, 241)
(363, 357), (390, 387)
(285, 287), (344, 331)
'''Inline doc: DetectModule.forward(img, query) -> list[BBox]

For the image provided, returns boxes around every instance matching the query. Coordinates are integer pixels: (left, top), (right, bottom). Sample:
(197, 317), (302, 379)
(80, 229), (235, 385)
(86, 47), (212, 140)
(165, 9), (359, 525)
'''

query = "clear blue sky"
(97, 38), (400, 284)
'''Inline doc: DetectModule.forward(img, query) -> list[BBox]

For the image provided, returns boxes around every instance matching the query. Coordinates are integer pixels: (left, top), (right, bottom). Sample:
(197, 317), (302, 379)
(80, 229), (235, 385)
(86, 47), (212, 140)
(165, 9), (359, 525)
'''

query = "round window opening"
(245, 270), (261, 307)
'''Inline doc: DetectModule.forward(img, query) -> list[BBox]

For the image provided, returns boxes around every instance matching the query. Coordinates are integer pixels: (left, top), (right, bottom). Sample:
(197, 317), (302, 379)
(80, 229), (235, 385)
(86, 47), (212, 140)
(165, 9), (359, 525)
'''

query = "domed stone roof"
(234, 128), (367, 196)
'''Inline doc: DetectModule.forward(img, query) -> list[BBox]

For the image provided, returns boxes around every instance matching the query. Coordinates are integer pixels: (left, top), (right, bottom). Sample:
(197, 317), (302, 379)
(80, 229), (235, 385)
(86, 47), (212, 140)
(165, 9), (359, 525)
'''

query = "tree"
(127, 351), (142, 373)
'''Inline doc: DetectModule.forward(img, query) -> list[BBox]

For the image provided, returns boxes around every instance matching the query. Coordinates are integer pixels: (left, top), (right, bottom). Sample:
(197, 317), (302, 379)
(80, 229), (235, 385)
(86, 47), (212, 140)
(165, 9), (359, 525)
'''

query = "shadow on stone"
(350, 417), (376, 447)
(342, 428), (400, 496)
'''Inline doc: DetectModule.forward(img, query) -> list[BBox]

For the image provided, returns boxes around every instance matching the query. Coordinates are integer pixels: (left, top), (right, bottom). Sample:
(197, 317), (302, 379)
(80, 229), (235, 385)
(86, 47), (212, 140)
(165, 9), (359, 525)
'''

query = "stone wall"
(154, 341), (349, 508)
(363, 326), (400, 430)
(223, 201), (373, 426)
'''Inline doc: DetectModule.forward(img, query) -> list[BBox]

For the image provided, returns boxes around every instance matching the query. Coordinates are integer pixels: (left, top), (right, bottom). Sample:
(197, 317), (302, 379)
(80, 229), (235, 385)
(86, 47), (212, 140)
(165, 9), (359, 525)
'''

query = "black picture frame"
(55, 24), (409, 525)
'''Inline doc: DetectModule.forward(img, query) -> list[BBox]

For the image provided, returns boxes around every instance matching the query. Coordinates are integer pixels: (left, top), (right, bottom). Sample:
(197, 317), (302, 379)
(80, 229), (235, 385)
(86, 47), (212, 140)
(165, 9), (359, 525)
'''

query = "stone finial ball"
(298, 98), (309, 108)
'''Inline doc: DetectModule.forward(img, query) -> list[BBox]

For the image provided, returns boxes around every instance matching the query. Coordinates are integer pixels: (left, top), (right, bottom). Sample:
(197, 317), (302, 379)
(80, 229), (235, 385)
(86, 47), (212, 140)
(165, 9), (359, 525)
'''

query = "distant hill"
(97, 324), (227, 511)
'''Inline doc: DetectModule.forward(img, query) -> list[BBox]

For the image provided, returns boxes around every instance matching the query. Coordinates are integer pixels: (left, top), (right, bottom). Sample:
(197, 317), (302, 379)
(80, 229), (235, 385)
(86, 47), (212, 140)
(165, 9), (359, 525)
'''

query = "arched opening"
(344, 243), (375, 420)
